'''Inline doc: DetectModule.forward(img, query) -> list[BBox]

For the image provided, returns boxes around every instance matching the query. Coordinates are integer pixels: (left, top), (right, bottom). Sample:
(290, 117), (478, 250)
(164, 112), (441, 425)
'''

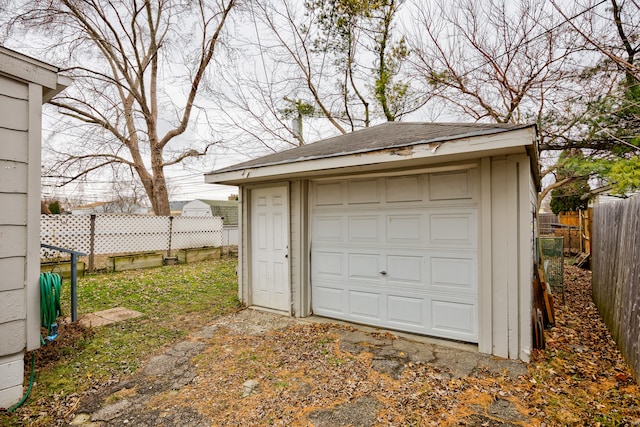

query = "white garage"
(205, 122), (540, 361)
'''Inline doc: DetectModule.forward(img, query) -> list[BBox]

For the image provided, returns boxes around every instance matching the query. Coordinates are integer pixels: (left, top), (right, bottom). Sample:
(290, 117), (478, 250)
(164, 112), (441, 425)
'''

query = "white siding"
(490, 157), (510, 357)
(484, 154), (534, 361)
(478, 158), (493, 354)
(0, 48), (67, 408)
(0, 73), (29, 409)
(0, 353), (23, 408)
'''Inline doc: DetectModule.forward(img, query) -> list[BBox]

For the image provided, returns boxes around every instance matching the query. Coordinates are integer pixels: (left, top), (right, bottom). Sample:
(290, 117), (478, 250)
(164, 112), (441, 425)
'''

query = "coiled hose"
(40, 272), (62, 343)
(8, 272), (62, 413)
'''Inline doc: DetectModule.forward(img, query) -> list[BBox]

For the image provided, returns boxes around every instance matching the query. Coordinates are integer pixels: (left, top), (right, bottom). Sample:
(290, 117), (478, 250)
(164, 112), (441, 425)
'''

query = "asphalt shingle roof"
(197, 200), (238, 226)
(209, 122), (534, 174)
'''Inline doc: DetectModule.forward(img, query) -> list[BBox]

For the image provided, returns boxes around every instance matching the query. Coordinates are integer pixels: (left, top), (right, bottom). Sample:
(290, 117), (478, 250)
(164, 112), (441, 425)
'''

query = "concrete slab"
(79, 307), (143, 327)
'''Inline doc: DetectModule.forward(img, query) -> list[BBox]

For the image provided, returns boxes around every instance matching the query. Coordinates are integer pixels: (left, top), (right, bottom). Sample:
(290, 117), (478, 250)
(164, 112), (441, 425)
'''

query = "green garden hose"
(8, 273), (63, 412)
(40, 272), (62, 342)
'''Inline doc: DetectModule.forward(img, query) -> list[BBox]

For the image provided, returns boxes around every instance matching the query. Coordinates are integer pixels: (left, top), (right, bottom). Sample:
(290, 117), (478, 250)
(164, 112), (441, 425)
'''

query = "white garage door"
(311, 170), (479, 342)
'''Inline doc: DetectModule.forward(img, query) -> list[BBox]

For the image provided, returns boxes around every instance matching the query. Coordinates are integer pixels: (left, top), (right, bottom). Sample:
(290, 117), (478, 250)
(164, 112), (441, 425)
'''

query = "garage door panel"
(386, 215), (423, 243)
(348, 179), (379, 204)
(386, 255), (423, 284)
(314, 286), (346, 315)
(431, 299), (477, 339)
(429, 212), (476, 247)
(430, 255), (477, 293)
(315, 182), (343, 205)
(314, 216), (343, 241)
(386, 176), (422, 202)
(348, 215), (380, 242)
(349, 290), (382, 319)
(429, 171), (472, 201)
(348, 253), (382, 281)
(314, 251), (343, 277)
(388, 295), (424, 328)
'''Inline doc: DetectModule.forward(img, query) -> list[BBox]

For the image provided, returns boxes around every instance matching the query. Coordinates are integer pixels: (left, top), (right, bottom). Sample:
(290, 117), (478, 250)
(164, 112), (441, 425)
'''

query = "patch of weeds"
(325, 355), (344, 366)
(239, 351), (260, 363)
(274, 380), (289, 389)
(593, 413), (625, 427)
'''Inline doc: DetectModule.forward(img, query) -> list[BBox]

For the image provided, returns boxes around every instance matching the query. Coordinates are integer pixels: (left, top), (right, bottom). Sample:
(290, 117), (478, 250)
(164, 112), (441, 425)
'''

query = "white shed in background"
(0, 47), (70, 408)
(205, 122), (541, 362)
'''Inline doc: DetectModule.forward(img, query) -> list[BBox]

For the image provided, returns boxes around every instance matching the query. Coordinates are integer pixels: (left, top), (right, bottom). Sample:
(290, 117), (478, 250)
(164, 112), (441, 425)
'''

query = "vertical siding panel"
(506, 156), (520, 359)
(298, 180), (310, 317)
(491, 157), (509, 358)
(239, 187), (248, 305)
(521, 167), (537, 361)
(516, 156), (535, 362)
(26, 83), (42, 351)
(289, 181), (299, 316)
(478, 158), (493, 354)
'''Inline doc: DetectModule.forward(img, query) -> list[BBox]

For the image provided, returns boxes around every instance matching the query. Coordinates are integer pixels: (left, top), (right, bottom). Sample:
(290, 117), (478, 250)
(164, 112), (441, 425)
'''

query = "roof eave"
(205, 126), (537, 185)
(0, 47), (72, 102)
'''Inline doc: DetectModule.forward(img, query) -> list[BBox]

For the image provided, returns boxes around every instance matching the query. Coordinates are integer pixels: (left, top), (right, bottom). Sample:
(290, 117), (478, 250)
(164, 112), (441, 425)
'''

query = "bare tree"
(208, 0), (418, 151)
(544, 1), (640, 195)
(408, 0), (584, 125)
(552, 0), (640, 81)
(406, 0), (611, 207)
(6, 0), (236, 215)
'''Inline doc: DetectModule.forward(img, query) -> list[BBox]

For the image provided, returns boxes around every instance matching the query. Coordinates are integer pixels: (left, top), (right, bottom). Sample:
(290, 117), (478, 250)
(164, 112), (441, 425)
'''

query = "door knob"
(380, 270), (387, 275)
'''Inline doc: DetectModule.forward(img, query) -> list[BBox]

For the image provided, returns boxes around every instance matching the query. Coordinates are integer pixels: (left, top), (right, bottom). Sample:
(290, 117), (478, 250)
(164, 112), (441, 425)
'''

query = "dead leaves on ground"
(161, 264), (640, 426)
(527, 265), (640, 425)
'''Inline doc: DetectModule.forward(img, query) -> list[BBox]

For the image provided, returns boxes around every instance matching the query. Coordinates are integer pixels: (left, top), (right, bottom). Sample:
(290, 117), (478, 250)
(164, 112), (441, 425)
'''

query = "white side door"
(250, 186), (289, 312)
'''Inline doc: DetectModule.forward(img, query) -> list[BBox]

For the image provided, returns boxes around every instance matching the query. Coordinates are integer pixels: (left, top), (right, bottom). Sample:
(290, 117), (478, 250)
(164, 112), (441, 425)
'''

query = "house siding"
(0, 48), (67, 408)
(490, 156), (510, 358)
(482, 154), (535, 361)
(0, 74), (29, 407)
(484, 154), (536, 360)
(521, 160), (538, 361)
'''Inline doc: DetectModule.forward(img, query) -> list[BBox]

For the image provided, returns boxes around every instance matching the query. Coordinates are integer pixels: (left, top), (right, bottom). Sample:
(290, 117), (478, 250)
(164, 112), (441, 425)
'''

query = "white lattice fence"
(41, 215), (91, 257)
(171, 216), (223, 249)
(41, 214), (224, 258)
(94, 215), (170, 254)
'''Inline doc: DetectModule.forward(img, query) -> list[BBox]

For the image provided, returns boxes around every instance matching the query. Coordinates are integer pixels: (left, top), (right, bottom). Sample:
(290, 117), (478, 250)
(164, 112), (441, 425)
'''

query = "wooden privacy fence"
(41, 214), (224, 269)
(538, 211), (592, 255)
(592, 196), (640, 381)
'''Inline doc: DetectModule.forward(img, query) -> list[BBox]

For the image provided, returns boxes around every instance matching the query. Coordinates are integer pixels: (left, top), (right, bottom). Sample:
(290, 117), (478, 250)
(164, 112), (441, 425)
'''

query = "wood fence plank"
(592, 196), (640, 382)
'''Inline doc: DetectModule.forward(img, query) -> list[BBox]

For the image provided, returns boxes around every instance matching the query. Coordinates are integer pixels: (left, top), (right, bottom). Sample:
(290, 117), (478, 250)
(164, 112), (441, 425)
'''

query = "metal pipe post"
(70, 253), (78, 322)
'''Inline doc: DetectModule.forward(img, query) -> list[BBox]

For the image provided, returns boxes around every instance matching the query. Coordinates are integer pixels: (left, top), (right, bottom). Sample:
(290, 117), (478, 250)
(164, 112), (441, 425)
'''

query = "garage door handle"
(379, 270), (387, 275)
